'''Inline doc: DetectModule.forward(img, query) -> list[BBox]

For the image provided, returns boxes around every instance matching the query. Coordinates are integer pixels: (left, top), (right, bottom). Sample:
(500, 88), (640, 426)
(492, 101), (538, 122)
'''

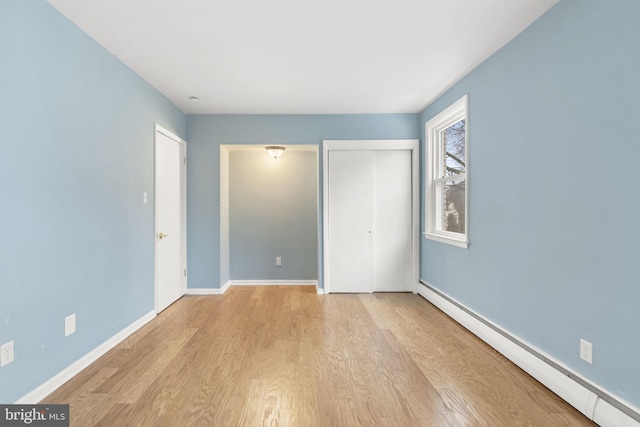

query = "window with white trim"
(424, 95), (469, 248)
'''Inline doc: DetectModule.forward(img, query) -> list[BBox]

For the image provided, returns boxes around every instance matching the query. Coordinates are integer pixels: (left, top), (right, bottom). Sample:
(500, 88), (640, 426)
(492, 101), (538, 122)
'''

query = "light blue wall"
(9, 0), (634, 410)
(419, 0), (640, 407)
(0, 0), (186, 403)
(186, 114), (419, 289)
(229, 151), (318, 280)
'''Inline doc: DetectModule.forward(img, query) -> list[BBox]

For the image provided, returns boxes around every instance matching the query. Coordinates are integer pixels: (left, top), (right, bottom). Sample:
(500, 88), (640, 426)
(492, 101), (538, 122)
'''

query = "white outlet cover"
(65, 314), (76, 337)
(580, 338), (593, 364)
(1, 340), (14, 367)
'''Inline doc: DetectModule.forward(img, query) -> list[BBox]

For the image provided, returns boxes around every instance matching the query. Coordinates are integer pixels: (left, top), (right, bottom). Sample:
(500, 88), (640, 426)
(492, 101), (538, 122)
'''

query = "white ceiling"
(47, 0), (557, 114)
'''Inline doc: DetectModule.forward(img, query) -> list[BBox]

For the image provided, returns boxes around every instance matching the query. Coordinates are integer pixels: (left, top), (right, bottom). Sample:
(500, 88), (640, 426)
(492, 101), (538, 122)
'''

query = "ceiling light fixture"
(265, 146), (286, 159)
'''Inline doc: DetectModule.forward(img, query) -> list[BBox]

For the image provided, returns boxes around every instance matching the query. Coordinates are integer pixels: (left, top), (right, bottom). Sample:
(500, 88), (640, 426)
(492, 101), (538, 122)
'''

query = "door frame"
(154, 124), (187, 313)
(322, 139), (420, 294)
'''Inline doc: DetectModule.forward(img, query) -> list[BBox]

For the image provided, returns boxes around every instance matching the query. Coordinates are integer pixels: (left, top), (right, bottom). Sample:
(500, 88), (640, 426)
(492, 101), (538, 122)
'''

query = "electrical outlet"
(1, 341), (14, 367)
(580, 339), (593, 364)
(276, 257), (282, 266)
(65, 314), (76, 337)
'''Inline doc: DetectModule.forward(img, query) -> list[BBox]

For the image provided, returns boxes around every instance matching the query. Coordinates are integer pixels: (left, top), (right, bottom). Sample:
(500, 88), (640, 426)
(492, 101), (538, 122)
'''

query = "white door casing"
(323, 140), (419, 294)
(154, 124), (187, 313)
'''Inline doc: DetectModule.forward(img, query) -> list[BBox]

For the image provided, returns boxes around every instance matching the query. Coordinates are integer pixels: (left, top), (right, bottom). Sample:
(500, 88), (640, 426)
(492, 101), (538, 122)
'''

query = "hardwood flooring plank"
(117, 328), (197, 404)
(41, 286), (596, 426)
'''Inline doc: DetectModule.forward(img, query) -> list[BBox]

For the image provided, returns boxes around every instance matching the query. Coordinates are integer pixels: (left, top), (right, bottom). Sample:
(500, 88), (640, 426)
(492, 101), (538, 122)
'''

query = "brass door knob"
(159, 233), (169, 239)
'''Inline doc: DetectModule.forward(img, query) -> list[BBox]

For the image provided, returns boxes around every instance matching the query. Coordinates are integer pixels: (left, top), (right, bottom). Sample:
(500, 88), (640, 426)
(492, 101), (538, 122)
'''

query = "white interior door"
(373, 150), (413, 292)
(155, 126), (186, 313)
(327, 151), (374, 293)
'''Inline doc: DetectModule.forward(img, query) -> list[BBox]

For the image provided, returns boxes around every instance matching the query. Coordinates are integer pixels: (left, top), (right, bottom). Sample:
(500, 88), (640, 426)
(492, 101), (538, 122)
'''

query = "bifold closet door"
(372, 150), (412, 292)
(327, 150), (374, 293)
(327, 149), (412, 293)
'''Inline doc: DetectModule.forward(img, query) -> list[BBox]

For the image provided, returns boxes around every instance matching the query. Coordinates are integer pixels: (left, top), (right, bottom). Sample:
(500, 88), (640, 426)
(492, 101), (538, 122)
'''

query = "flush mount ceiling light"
(265, 146), (285, 159)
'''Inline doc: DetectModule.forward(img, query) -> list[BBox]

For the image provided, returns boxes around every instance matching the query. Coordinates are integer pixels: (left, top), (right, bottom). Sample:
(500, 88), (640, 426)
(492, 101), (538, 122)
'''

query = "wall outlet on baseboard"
(580, 339), (593, 364)
(276, 256), (282, 266)
(1, 340), (14, 367)
(65, 314), (76, 337)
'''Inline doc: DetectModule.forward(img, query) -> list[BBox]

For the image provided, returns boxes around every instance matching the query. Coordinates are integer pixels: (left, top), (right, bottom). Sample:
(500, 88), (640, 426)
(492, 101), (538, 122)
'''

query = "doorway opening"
(220, 145), (320, 293)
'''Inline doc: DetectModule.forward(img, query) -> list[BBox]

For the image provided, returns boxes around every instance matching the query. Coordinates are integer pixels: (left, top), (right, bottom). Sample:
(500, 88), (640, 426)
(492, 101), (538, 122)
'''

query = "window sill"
(423, 232), (469, 249)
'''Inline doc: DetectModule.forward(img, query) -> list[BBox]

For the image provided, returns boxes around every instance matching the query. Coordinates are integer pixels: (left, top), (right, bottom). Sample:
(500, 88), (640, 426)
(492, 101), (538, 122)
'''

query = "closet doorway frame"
(322, 139), (419, 294)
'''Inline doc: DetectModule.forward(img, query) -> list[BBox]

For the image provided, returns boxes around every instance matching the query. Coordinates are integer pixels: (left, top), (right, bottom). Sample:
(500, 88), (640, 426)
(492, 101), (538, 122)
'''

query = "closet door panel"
(327, 150), (374, 293)
(373, 150), (413, 292)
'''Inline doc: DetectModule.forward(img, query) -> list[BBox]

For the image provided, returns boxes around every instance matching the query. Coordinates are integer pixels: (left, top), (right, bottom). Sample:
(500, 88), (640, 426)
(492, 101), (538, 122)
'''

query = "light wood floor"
(43, 286), (595, 426)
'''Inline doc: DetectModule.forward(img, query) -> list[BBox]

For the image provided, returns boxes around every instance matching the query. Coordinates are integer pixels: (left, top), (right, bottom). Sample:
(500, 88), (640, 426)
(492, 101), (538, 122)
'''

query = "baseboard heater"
(418, 280), (639, 427)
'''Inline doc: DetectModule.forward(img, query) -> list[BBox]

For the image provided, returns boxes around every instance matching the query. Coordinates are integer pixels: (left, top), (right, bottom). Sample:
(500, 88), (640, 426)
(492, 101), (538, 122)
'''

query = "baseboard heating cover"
(418, 280), (640, 427)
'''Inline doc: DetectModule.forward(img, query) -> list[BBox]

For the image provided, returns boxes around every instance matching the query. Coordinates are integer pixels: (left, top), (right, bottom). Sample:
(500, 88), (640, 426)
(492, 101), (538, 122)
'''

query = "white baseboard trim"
(230, 280), (318, 286)
(186, 281), (319, 295)
(418, 281), (640, 427)
(317, 287), (325, 295)
(15, 310), (156, 404)
(186, 280), (231, 295)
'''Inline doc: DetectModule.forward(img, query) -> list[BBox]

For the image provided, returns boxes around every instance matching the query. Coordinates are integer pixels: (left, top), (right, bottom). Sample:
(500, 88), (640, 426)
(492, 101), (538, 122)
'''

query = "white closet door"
(327, 149), (413, 293)
(327, 150), (374, 293)
(373, 150), (413, 292)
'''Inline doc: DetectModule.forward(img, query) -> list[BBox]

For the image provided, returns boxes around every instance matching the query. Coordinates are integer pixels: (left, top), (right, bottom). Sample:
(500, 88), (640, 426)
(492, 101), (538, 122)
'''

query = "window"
(424, 95), (469, 248)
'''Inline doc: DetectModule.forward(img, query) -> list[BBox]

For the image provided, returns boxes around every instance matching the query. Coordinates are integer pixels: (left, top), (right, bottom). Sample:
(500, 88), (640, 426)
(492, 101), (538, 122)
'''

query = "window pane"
(440, 179), (465, 233)
(426, 94), (469, 247)
(444, 119), (465, 176)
